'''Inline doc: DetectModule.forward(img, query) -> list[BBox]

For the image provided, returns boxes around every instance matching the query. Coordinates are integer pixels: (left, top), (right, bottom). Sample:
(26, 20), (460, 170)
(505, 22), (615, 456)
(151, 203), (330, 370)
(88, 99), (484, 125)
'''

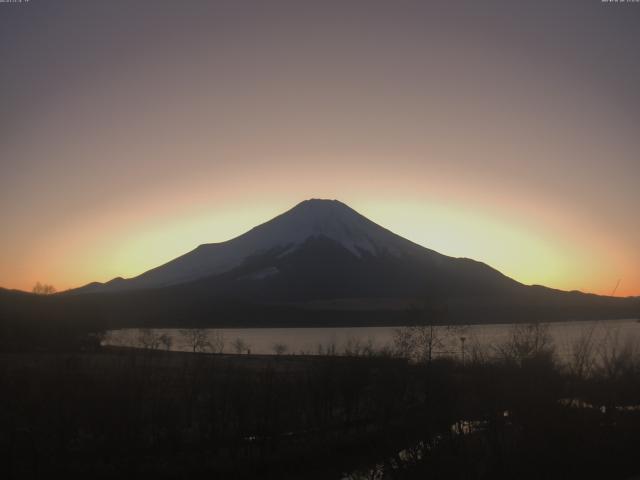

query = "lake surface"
(104, 318), (640, 361)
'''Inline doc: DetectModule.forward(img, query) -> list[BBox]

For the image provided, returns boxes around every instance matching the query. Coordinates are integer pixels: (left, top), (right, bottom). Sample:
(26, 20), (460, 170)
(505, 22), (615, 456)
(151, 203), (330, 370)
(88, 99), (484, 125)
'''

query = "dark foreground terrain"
(3, 337), (640, 480)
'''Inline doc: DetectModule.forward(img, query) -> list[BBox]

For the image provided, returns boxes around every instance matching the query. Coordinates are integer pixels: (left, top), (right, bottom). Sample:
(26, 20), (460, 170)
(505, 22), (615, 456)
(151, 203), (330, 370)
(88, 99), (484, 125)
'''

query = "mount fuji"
(74, 199), (518, 297)
(59, 199), (636, 326)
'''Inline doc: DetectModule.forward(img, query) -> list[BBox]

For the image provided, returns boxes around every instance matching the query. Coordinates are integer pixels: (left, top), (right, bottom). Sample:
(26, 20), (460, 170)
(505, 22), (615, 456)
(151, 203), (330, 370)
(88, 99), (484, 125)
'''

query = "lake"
(104, 318), (640, 361)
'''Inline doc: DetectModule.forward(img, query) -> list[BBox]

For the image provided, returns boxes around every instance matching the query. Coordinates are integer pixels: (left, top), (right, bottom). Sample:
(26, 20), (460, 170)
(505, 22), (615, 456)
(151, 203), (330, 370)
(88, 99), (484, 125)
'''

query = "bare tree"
(393, 324), (460, 363)
(414, 324), (446, 364)
(466, 335), (490, 365)
(495, 322), (555, 367)
(344, 337), (364, 356)
(392, 299), (461, 364)
(180, 329), (211, 353)
(231, 337), (249, 354)
(32, 282), (56, 295)
(209, 330), (225, 353)
(596, 329), (638, 381)
(362, 338), (376, 357)
(137, 328), (161, 350)
(272, 343), (288, 355)
(159, 333), (173, 351)
(392, 327), (418, 359)
(566, 326), (598, 378)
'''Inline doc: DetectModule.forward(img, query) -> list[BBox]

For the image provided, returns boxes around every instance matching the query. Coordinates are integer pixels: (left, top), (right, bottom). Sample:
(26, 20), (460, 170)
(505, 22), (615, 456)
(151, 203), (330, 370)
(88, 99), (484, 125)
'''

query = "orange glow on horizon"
(1, 2), (638, 298)
(5, 179), (638, 298)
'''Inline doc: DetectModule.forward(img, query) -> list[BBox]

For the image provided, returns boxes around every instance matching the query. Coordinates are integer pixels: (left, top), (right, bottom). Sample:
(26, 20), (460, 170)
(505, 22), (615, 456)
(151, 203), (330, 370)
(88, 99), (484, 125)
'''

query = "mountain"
(73, 198), (519, 297)
(0, 198), (630, 335)
(47, 199), (637, 328)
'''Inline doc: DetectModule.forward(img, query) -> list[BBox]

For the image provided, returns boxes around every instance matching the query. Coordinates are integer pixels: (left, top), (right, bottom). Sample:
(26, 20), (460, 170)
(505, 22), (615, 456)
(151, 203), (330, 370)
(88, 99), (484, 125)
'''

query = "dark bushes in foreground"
(2, 328), (640, 480)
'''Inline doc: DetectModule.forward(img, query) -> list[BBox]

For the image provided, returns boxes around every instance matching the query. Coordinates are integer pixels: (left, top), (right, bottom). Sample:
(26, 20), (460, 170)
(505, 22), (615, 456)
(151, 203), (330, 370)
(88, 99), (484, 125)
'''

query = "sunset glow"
(1, 1), (638, 297)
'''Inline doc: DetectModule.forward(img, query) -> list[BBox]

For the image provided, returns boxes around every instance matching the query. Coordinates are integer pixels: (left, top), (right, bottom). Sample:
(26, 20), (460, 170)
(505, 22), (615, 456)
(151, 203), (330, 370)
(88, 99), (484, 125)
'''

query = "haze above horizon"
(1, 0), (638, 296)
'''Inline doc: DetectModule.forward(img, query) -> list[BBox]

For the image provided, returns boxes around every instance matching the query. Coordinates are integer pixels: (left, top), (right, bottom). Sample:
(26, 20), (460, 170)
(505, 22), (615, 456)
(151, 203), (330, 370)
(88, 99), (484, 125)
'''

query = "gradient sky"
(1, 0), (638, 296)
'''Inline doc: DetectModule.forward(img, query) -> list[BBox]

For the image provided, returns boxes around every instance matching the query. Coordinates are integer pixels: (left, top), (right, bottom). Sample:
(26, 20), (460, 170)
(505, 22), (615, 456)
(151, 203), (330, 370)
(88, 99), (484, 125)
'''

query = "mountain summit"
(79, 199), (437, 293)
(247, 199), (413, 256)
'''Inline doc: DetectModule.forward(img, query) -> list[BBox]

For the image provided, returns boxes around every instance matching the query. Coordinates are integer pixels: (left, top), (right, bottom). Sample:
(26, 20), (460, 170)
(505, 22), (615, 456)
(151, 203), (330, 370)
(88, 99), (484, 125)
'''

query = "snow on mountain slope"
(82, 199), (434, 293)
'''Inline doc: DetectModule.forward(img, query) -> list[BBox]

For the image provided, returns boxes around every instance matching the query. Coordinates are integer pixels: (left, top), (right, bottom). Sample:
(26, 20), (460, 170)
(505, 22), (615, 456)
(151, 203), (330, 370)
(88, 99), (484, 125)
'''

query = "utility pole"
(611, 279), (621, 297)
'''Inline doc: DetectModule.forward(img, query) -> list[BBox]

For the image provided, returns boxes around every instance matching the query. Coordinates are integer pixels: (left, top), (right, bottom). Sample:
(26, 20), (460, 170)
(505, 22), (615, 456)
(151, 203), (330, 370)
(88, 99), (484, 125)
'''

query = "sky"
(0, 0), (638, 297)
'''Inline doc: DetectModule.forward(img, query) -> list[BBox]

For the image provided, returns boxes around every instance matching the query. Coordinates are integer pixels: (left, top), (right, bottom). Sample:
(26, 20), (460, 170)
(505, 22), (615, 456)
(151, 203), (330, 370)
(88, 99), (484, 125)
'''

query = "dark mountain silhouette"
(73, 199), (521, 296)
(2, 199), (638, 330)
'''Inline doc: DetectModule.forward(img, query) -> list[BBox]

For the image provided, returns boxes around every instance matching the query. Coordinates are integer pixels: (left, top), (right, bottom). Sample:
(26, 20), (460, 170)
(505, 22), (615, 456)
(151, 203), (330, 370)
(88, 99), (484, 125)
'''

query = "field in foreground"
(3, 339), (640, 480)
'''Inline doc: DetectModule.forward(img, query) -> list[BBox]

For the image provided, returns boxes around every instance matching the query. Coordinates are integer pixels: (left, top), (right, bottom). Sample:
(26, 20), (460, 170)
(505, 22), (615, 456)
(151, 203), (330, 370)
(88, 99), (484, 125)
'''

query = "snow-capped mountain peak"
(241, 199), (411, 256)
(78, 199), (422, 293)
